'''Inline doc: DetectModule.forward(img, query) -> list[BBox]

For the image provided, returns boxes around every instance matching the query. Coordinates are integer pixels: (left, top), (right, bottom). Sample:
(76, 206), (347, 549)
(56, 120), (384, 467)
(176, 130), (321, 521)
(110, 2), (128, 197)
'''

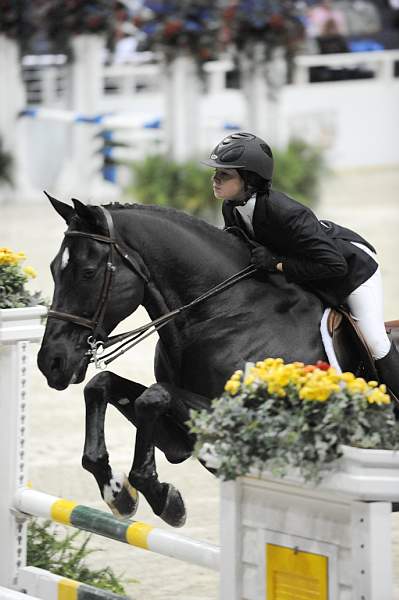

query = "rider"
(201, 131), (399, 399)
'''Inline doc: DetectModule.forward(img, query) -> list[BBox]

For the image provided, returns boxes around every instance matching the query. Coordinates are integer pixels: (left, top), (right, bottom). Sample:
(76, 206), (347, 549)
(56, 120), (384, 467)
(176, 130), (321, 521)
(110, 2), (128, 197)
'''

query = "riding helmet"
(201, 132), (274, 181)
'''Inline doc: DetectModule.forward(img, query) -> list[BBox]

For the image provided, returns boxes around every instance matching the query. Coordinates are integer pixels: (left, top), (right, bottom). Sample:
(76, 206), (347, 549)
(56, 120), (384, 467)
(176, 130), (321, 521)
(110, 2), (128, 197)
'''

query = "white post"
(57, 34), (111, 200)
(351, 501), (393, 599)
(203, 59), (233, 95)
(241, 44), (284, 146)
(0, 307), (46, 591)
(219, 480), (242, 600)
(0, 35), (37, 202)
(164, 55), (200, 163)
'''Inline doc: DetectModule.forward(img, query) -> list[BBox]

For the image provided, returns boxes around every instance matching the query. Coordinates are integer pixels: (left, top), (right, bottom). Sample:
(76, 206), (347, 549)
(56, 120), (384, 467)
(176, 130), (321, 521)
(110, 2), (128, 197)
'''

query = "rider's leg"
(346, 264), (399, 399)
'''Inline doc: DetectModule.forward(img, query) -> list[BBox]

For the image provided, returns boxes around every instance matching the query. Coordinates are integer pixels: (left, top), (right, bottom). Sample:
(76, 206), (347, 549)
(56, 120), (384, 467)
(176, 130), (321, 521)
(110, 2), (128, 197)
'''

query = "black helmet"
(201, 132), (274, 181)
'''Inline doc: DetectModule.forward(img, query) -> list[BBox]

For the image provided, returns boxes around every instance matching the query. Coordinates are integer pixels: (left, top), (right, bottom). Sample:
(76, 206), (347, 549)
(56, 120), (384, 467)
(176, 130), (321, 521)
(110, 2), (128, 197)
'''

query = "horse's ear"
(71, 198), (92, 222)
(44, 191), (73, 224)
(71, 198), (107, 234)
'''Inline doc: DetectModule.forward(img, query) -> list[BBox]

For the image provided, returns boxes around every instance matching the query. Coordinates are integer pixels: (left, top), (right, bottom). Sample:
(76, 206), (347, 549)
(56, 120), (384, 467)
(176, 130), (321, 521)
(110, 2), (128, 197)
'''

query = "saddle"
(327, 308), (399, 382)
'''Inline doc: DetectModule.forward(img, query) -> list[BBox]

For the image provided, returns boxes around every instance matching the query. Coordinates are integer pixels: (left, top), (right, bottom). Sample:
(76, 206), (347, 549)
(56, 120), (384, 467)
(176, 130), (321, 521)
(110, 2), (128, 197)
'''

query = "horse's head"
(38, 194), (148, 390)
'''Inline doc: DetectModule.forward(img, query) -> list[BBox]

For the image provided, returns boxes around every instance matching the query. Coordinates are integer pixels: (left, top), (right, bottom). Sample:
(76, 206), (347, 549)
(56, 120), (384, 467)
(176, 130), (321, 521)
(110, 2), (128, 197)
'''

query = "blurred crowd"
(13, 0), (399, 83)
(110, 0), (399, 60)
(297, 0), (399, 54)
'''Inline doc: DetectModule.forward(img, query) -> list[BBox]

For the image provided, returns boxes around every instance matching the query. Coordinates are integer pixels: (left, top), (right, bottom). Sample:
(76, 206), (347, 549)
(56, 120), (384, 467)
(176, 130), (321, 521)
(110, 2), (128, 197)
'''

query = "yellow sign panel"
(266, 543), (328, 599)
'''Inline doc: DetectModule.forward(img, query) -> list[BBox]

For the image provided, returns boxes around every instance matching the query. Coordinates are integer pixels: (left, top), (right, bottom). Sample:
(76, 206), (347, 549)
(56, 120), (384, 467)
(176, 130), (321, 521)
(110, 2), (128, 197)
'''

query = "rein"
(47, 207), (257, 369)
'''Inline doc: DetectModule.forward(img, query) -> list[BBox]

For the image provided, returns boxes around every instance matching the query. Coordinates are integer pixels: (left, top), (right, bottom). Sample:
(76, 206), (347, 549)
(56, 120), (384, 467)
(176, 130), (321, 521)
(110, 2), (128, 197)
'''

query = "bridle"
(47, 207), (257, 369)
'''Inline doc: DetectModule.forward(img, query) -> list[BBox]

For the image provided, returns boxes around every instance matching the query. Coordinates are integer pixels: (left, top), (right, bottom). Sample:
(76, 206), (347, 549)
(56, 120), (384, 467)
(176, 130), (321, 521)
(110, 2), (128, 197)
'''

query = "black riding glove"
(251, 246), (280, 272)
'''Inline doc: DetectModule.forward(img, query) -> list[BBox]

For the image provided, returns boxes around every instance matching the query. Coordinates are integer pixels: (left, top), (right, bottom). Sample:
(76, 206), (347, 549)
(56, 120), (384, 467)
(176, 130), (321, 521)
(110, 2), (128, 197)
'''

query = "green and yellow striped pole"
(14, 488), (220, 572)
(18, 567), (128, 600)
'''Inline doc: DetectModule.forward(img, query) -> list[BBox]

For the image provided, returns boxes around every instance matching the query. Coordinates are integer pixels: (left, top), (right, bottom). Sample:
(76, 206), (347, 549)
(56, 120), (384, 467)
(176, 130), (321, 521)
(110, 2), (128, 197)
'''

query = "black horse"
(38, 195), (328, 527)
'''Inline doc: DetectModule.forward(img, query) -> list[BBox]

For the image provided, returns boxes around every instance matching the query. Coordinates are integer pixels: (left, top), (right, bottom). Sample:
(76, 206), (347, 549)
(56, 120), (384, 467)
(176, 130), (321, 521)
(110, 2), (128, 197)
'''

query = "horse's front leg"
(128, 382), (209, 528)
(82, 371), (146, 518)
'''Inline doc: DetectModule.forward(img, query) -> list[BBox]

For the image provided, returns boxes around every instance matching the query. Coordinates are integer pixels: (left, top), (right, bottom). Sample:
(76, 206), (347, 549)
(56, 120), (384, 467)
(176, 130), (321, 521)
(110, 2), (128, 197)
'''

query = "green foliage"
(126, 138), (325, 216)
(0, 138), (13, 186)
(27, 519), (129, 595)
(189, 360), (399, 483)
(272, 138), (327, 207)
(126, 154), (217, 218)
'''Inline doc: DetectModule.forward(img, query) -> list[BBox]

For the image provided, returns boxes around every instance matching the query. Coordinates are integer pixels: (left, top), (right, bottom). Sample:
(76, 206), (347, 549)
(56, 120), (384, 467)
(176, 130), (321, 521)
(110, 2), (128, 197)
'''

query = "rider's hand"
(251, 246), (279, 272)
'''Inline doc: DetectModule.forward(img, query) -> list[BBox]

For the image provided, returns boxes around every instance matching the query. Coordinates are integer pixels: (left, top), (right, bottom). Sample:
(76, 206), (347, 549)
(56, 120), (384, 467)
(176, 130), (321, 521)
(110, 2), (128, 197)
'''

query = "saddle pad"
(320, 308), (379, 381)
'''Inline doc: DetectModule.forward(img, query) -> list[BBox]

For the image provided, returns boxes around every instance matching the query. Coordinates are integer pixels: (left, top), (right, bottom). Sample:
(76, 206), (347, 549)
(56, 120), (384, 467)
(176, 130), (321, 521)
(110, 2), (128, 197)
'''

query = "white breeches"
(346, 243), (391, 360)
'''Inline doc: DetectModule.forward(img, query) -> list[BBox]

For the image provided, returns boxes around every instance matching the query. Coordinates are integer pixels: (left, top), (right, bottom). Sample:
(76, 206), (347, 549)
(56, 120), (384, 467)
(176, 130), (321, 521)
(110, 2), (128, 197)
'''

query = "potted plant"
(0, 247), (46, 343)
(189, 357), (399, 486)
(190, 358), (399, 597)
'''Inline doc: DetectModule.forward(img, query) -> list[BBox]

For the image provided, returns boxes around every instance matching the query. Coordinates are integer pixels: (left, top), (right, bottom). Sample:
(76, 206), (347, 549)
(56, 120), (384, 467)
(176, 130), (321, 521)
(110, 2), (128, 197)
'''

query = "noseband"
(47, 206), (257, 369)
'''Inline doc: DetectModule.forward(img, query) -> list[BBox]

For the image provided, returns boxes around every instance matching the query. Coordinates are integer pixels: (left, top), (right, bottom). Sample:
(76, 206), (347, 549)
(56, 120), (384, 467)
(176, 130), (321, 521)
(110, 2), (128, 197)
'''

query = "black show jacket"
(222, 190), (378, 307)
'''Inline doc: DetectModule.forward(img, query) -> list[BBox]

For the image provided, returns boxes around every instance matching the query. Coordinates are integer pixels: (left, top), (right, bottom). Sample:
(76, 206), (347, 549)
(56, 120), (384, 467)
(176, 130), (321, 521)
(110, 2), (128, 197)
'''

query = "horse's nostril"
(50, 355), (63, 372)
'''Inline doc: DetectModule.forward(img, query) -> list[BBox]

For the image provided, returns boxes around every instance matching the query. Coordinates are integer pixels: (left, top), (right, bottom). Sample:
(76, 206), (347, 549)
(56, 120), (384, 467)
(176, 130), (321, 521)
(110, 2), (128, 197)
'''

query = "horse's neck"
(117, 207), (247, 315)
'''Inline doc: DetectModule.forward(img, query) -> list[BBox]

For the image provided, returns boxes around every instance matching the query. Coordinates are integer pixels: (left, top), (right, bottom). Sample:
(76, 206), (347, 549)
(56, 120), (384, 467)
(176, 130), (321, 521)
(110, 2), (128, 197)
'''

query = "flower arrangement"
(0, 247), (44, 309)
(45, 0), (115, 56)
(131, 1), (304, 64)
(222, 0), (305, 58)
(132, 1), (223, 63)
(0, 1), (114, 55)
(189, 358), (399, 483)
(0, 0), (33, 50)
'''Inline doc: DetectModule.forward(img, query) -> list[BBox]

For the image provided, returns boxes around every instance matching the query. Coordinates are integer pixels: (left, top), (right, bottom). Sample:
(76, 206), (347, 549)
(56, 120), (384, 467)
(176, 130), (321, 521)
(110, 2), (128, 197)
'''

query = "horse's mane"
(102, 202), (245, 253)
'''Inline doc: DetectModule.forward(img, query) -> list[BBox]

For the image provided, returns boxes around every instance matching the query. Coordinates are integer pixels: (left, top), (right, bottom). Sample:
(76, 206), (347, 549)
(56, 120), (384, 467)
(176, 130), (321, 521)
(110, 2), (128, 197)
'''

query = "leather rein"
(47, 207), (257, 369)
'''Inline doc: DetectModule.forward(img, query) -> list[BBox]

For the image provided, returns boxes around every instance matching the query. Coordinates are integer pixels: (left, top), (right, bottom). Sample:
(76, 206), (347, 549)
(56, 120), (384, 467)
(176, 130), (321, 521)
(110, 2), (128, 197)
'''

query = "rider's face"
(212, 168), (245, 202)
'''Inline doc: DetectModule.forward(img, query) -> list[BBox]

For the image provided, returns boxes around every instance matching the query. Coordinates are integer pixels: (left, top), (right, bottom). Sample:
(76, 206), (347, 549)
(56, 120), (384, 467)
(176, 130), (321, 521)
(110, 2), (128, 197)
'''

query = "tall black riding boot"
(375, 342), (399, 404)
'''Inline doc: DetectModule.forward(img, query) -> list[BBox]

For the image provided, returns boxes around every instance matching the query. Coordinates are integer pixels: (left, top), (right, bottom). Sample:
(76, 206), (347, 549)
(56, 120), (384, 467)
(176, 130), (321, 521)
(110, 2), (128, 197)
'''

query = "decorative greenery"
(272, 138), (327, 207)
(0, 138), (13, 186)
(126, 154), (218, 218)
(28, 519), (128, 595)
(126, 138), (324, 216)
(189, 358), (399, 483)
(45, 1), (115, 55)
(132, 1), (223, 63)
(0, 1), (115, 55)
(0, 247), (45, 309)
(0, 0), (32, 45)
(223, 0), (305, 59)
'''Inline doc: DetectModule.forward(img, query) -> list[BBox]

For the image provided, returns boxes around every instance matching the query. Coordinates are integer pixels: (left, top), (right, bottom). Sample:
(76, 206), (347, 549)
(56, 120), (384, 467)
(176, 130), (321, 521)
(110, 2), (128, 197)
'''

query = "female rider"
(201, 131), (399, 400)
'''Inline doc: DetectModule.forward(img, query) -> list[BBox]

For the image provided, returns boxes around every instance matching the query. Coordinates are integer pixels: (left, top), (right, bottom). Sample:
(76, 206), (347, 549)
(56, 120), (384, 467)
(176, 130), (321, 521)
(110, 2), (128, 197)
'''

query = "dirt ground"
(1, 167), (399, 599)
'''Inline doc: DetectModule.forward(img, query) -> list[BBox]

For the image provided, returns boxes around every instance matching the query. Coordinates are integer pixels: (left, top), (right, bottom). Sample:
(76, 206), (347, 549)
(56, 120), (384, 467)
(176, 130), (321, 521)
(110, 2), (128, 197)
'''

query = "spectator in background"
(307, 0), (348, 37)
(316, 16), (349, 52)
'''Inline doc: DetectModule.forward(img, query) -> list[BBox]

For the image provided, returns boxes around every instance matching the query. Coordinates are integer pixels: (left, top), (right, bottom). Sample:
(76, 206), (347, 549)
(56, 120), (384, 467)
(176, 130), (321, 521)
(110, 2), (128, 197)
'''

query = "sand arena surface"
(1, 168), (398, 599)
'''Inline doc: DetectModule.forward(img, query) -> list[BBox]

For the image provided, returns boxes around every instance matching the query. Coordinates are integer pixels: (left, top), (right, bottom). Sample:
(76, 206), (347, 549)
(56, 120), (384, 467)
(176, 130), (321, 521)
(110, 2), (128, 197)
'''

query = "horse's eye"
(82, 268), (96, 280)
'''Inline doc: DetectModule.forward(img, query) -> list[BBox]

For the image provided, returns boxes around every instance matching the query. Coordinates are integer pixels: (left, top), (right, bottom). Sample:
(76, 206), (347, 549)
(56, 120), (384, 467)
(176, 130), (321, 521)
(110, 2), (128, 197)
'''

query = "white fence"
(1, 34), (399, 202)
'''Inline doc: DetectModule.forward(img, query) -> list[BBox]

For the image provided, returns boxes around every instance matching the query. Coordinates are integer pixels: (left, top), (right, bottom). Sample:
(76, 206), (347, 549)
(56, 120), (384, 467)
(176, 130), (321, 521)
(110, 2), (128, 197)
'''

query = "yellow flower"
(224, 380), (241, 396)
(0, 248), (26, 266)
(346, 378), (369, 395)
(368, 381), (378, 388)
(340, 372), (355, 382)
(367, 389), (391, 405)
(23, 266), (37, 279)
(230, 370), (243, 382)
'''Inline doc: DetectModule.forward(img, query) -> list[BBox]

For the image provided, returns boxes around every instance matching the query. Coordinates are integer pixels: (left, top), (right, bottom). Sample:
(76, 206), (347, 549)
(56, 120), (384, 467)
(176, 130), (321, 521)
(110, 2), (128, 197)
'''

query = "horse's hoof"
(159, 484), (186, 528)
(104, 473), (139, 520)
